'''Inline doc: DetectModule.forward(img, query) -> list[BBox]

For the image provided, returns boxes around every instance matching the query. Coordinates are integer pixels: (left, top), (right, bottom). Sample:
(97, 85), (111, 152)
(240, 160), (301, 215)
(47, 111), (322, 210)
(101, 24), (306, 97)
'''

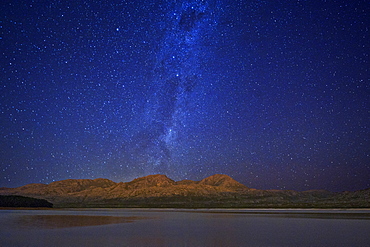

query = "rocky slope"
(0, 174), (368, 208)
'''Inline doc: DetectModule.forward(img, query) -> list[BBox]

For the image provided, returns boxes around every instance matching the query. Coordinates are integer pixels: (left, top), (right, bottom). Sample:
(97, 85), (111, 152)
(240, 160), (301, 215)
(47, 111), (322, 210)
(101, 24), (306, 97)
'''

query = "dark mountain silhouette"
(0, 195), (53, 208)
(0, 174), (368, 208)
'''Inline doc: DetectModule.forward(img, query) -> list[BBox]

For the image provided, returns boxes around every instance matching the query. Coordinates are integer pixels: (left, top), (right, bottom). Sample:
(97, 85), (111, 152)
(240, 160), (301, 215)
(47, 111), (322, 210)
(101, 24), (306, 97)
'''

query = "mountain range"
(0, 174), (369, 208)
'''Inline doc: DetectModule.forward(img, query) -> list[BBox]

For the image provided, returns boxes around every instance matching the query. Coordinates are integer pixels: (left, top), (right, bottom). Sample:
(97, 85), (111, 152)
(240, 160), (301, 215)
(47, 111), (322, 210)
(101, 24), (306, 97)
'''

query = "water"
(1, 208), (369, 247)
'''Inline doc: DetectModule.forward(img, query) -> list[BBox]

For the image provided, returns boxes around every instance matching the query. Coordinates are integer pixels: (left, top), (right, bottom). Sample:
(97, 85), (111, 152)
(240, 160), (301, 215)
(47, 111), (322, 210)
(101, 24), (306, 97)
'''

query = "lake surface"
(1, 208), (369, 246)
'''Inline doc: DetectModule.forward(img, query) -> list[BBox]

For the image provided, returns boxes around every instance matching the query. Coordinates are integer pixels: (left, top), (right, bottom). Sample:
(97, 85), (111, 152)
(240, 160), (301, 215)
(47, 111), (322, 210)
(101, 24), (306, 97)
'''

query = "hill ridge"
(0, 174), (368, 208)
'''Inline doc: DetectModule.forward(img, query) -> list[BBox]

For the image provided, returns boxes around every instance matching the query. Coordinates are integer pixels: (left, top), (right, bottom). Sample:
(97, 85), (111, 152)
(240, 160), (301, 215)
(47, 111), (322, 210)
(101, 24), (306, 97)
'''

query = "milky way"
(1, 0), (369, 191)
(124, 1), (220, 176)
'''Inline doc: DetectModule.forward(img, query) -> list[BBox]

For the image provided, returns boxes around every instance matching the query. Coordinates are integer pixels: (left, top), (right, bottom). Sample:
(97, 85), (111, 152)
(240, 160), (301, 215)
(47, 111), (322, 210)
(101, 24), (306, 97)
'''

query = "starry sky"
(1, 0), (369, 192)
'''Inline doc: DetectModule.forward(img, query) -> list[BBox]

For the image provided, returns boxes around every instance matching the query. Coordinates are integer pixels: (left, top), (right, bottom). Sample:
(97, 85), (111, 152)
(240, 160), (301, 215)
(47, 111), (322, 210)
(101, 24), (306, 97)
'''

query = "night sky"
(1, 0), (369, 192)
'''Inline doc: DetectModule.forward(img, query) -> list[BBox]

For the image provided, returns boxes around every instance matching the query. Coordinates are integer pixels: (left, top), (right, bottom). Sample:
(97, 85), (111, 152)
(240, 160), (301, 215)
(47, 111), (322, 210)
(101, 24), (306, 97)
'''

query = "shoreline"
(1, 207), (369, 212)
(1, 208), (370, 222)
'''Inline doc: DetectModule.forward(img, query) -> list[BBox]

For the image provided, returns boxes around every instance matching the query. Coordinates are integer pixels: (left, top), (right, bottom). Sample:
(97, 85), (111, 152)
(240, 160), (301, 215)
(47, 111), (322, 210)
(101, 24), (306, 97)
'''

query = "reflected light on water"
(16, 215), (148, 229)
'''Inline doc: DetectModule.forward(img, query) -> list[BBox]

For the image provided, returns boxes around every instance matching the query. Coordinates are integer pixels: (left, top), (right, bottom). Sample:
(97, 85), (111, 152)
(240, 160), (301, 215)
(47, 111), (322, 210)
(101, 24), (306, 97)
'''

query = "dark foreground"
(1, 208), (369, 247)
(0, 195), (53, 208)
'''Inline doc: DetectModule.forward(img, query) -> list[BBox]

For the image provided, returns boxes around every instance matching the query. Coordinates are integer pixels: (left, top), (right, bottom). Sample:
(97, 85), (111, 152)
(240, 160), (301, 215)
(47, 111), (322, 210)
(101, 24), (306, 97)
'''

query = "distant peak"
(200, 174), (248, 189)
(127, 174), (175, 188)
(132, 174), (173, 181)
(93, 178), (113, 182)
(148, 174), (171, 179)
(206, 174), (233, 179)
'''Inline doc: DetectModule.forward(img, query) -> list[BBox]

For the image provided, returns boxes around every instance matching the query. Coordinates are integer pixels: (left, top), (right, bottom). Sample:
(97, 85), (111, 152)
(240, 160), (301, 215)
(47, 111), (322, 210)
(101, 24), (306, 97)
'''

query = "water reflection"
(202, 211), (370, 220)
(16, 215), (148, 229)
(1, 209), (369, 247)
